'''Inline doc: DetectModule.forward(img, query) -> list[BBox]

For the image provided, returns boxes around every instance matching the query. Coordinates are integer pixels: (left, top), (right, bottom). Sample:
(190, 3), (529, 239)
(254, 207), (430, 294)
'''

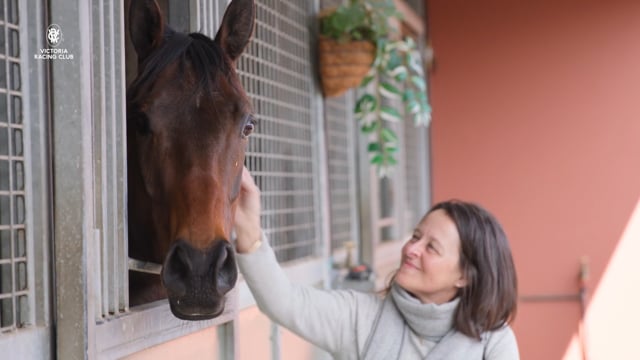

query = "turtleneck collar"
(390, 282), (459, 341)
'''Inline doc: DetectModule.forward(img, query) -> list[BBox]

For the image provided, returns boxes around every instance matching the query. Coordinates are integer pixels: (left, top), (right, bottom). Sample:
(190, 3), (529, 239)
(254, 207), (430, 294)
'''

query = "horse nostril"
(214, 242), (237, 294)
(163, 240), (238, 298)
(162, 241), (193, 297)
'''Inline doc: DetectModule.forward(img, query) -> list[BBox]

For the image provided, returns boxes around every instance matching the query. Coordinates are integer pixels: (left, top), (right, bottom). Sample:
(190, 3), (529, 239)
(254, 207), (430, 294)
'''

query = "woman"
(234, 167), (519, 359)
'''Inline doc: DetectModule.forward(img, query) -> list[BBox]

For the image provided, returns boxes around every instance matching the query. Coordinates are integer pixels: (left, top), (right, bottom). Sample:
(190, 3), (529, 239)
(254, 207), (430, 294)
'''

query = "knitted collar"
(390, 282), (459, 341)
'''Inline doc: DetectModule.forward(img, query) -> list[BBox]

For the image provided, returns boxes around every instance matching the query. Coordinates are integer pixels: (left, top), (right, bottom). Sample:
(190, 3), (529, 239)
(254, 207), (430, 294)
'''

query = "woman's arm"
(237, 239), (367, 354)
(234, 167), (369, 355)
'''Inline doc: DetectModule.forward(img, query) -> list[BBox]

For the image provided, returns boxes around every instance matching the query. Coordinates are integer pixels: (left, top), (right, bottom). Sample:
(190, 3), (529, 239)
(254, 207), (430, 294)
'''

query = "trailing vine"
(355, 37), (431, 176)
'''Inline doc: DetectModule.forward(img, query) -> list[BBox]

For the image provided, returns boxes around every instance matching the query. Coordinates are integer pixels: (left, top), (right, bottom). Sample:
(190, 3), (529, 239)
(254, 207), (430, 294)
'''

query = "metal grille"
(378, 96), (403, 242)
(238, 0), (319, 263)
(403, 115), (423, 228)
(93, 0), (128, 319)
(325, 95), (357, 251)
(0, 0), (28, 331)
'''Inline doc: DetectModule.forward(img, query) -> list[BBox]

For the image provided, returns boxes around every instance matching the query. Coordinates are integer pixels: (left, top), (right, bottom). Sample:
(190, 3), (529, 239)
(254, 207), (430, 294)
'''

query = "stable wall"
(427, 0), (640, 359)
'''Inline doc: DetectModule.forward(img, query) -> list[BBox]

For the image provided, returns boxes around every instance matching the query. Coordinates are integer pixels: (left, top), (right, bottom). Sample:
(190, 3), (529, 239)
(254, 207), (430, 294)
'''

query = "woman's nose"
(405, 240), (422, 257)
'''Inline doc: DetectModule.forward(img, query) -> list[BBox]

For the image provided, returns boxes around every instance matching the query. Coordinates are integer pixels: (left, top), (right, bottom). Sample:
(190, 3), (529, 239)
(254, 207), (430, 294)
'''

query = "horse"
(126, 0), (256, 320)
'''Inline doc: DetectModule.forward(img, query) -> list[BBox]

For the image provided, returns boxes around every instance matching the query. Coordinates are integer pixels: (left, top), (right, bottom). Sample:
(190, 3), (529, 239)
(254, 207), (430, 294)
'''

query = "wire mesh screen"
(377, 96), (403, 242)
(403, 117), (423, 228)
(324, 95), (356, 251)
(238, 0), (319, 263)
(0, 0), (28, 331)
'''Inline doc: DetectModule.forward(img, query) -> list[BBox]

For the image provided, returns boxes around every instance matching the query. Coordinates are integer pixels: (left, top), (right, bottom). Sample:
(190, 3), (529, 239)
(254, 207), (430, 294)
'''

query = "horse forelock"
(127, 30), (246, 111)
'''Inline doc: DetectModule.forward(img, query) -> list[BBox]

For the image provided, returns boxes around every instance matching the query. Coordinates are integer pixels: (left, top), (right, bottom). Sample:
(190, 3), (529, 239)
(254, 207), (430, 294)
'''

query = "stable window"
(0, 0), (52, 357)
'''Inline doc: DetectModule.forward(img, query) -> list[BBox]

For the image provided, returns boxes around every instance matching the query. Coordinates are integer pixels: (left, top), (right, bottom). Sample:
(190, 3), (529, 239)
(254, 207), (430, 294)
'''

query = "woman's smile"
(401, 260), (421, 271)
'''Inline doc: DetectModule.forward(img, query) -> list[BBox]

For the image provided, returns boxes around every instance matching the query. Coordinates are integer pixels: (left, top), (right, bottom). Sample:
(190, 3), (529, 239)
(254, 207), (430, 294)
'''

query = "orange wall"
(427, 0), (640, 359)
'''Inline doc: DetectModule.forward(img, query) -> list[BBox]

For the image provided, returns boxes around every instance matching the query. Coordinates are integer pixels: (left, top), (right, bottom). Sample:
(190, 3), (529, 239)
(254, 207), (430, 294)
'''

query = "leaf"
(368, 142), (381, 153)
(410, 75), (426, 92)
(414, 112), (432, 126)
(360, 74), (375, 87)
(405, 99), (420, 114)
(406, 53), (424, 74)
(355, 94), (377, 115)
(380, 106), (402, 122)
(380, 82), (401, 99)
(402, 89), (415, 102)
(380, 127), (398, 143)
(417, 91), (428, 103)
(386, 50), (403, 71)
(385, 145), (398, 153)
(403, 37), (416, 49)
(386, 155), (398, 166)
(371, 153), (384, 165)
(387, 65), (407, 78)
(390, 66), (408, 82)
(361, 121), (379, 134)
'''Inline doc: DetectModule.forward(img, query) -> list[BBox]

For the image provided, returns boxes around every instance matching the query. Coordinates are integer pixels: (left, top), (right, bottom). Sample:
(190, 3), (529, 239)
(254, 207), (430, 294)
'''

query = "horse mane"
(128, 30), (232, 106)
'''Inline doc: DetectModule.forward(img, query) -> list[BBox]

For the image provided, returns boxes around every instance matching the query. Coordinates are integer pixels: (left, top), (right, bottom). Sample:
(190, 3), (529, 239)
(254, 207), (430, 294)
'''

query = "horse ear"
(214, 0), (255, 62)
(129, 0), (165, 63)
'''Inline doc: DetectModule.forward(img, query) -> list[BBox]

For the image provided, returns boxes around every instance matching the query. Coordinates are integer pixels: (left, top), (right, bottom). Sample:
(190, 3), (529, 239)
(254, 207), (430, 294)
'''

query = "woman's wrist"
(236, 230), (263, 253)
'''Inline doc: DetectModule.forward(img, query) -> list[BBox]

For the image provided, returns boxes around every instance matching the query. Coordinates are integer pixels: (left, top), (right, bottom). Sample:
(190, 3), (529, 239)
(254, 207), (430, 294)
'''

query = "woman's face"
(395, 209), (466, 304)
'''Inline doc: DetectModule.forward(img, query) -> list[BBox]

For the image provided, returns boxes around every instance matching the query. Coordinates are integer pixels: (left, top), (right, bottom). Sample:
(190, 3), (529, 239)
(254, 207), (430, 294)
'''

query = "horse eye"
(242, 115), (256, 138)
(137, 115), (152, 135)
(129, 107), (152, 135)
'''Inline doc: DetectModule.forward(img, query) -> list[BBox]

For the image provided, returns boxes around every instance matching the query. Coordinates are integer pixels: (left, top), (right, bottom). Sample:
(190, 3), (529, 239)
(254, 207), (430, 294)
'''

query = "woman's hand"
(234, 166), (263, 253)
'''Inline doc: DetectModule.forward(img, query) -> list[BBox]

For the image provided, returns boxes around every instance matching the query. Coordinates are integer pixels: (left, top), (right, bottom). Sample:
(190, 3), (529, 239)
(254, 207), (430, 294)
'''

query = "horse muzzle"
(162, 239), (238, 320)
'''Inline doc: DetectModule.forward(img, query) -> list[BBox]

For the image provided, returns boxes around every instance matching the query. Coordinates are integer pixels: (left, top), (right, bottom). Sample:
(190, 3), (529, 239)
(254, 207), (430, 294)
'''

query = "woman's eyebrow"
(427, 235), (443, 248)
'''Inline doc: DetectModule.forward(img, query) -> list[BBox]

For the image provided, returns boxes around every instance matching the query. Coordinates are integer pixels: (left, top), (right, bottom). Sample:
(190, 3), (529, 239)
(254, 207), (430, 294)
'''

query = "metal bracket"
(128, 258), (162, 275)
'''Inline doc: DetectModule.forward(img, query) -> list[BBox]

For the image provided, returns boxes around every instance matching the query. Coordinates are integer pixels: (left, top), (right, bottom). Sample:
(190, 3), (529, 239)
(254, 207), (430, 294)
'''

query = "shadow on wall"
(563, 198), (640, 360)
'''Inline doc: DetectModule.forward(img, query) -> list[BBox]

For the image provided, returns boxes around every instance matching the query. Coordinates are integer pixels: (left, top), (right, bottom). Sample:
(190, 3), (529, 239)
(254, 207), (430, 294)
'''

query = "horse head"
(127, 0), (255, 320)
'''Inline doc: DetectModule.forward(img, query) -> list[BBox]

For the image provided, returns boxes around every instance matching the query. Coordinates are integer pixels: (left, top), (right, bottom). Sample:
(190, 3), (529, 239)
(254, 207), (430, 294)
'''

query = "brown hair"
(388, 200), (518, 339)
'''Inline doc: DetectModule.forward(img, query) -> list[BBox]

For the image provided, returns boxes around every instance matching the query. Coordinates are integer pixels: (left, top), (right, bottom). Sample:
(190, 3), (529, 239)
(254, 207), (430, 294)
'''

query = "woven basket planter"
(318, 36), (376, 97)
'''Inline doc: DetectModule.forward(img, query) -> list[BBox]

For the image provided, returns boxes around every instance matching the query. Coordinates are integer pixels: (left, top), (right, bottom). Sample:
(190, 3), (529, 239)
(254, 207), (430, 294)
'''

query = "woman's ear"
(455, 276), (468, 288)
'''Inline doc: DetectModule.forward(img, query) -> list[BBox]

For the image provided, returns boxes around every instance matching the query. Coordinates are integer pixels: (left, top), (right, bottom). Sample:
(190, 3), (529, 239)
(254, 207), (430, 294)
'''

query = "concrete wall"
(427, 0), (640, 358)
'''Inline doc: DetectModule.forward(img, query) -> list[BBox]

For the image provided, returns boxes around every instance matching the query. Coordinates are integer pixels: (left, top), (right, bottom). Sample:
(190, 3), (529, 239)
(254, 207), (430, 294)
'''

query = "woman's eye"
(426, 243), (439, 254)
(242, 115), (256, 138)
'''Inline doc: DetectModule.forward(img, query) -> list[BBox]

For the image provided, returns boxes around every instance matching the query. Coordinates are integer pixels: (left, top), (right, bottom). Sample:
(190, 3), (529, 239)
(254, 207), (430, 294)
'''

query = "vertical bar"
(270, 321), (281, 360)
(91, 0), (107, 320)
(217, 314), (238, 359)
(113, 0), (129, 313)
(50, 0), (96, 357)
(104, 0), (120, 317)
(395, 107), (407, 236)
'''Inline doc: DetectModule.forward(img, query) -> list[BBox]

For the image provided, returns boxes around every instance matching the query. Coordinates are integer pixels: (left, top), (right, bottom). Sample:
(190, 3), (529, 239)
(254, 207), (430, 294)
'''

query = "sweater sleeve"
(484, 325), (520, 360)
(236, 235), (367, 356)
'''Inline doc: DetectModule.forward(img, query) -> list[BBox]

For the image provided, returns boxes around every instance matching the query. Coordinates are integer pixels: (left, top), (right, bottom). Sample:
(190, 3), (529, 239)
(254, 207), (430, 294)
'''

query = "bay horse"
(126, 0), (255, 320)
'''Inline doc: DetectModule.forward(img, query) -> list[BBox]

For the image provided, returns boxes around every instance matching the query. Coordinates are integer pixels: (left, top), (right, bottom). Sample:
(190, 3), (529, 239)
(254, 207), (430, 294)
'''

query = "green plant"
(319, 0), (432, 176)
(355, 37), (432, 176)
(319, 0), (398, 43)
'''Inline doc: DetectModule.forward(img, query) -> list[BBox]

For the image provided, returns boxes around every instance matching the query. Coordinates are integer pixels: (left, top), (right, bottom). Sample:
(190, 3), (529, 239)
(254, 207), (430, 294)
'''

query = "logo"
(46, 24), (62, 47)
(35, 24), (74, 61)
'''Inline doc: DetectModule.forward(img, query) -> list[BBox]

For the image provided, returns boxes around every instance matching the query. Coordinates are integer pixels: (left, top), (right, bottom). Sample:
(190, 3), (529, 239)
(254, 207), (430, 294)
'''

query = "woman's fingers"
(234, 166), (263, 252)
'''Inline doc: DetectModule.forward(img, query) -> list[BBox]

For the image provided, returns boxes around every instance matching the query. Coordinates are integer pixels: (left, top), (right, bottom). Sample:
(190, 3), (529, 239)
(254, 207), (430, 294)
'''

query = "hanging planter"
(316, 1), (395, 97)
(318, 37), (375, 97)
(317, 1), (432, 176)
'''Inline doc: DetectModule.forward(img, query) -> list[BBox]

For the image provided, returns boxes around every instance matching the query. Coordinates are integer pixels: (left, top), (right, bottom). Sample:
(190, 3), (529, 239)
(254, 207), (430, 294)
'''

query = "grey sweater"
(237, 239), (519, 360)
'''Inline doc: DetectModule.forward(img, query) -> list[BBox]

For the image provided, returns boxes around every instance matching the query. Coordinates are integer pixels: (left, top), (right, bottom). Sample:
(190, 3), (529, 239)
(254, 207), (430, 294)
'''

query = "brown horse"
(126, 0), (255, 320)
